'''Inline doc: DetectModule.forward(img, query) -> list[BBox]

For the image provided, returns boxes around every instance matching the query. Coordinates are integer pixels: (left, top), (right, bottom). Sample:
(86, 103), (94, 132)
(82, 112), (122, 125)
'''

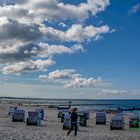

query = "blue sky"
(0, 0), (140, 99)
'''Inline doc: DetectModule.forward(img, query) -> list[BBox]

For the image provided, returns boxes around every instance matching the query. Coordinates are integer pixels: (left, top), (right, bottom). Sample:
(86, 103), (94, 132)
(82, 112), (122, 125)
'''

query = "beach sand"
(0, 102), (140, 140)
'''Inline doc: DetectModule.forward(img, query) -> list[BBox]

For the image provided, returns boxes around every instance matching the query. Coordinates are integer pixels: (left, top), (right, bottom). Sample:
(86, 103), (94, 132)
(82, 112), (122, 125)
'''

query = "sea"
(1, 97), (140, 112)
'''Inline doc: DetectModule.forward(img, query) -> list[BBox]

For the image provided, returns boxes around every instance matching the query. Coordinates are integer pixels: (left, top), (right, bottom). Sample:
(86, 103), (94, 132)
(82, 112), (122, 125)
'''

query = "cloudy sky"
(0, 0), (140, 99)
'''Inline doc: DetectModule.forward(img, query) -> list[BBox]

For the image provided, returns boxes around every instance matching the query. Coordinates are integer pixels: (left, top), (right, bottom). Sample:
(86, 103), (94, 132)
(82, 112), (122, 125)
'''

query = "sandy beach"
(0, 102), (140, 140)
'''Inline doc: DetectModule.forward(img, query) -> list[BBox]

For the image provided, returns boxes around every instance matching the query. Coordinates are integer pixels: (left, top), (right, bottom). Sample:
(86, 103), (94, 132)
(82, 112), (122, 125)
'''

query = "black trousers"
(67, 122), (77, 136)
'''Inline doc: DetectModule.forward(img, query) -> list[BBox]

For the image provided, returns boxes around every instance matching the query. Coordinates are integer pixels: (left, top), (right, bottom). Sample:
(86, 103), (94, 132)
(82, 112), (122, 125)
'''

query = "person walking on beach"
(67, 107), (78, 136)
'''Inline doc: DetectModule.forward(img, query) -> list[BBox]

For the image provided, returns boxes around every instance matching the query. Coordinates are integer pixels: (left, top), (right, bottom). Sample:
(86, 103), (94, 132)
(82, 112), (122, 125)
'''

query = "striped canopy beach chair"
(35, 108), (44, 120)
(8, 106), (18, 116)
(77, 108), (90, 120)
(26, 111), (41, 126)
(57, 106), (70, 118)
(77, 112), (88, 127)
(110, 114), (124, 130)
(63, 113), (71, 130)
(96, 112), (106, 124)
(12, 109), (25, 122)
(129, 113), (139, 128)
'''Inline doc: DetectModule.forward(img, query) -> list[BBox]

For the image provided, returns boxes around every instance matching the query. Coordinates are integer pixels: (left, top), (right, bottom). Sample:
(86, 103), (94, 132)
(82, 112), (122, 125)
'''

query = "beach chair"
(110, 115), (124, 130)
(96, 112), (106, 124)
(77, 116), (80, 131)
(57, 106), (69, 118)
(26, 111), (41, 126)
(78, 112), (87, 127)
(78, 109), (90, 120)
(12, 109), (25, 122)
(129, 114), (139, 128)
(61, 111), (70, 123)
(8, 106), (18, 116)
(138, 115), (140, 128)
(63, 113), (71, 130)
(35, 109), (44, 120)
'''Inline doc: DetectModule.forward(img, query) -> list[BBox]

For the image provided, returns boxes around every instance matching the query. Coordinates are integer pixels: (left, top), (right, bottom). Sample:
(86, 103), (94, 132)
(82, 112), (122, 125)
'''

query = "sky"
(0, 0), (140, 99)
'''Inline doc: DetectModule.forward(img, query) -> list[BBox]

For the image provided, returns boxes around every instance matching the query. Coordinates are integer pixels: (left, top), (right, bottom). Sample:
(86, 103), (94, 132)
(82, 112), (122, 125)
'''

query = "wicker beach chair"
(96, 112), (106, 124)
(35, 109), (44, 120)
(26, 111), (41, 126)
(8, 106), (18, 116)
(77, 112), (87, 127)
(77, 109), (90, 120)
(129, 114), (139, 128)
(63, 113), (71, 130)
(57, 106), (69, 118)
(12, 109), (25, 122)
(110, 115), (124, 130)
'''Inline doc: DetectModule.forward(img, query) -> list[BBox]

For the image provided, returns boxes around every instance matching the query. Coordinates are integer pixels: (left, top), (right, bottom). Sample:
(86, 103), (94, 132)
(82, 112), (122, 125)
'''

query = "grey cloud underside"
(0, 43), (40, 63)
(0, 42), (84, 63)
(0, 18), (41, 41)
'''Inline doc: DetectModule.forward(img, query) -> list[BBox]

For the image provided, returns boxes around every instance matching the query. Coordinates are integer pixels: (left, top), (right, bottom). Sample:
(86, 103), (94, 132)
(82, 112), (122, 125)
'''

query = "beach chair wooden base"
(26, 118), (38, 126)
(12, 117), (24, 122)
(110, 126), (123, 130)
(129, 121), (139, 128)
(63, 125), (71, 130)
(96, 121), (106, 125)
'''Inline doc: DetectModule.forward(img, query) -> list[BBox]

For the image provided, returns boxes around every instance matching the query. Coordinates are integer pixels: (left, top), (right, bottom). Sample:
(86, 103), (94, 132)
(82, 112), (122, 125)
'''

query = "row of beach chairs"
(8, 106), (44, 126)
(9, 106), (140, 130)
(57, 106), (140, 130)
(57, 106), (89, 128)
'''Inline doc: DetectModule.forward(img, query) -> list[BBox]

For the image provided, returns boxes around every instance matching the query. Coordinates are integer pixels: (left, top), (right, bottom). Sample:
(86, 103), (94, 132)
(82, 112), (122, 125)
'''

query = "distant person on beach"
(67, 107), (78, 136)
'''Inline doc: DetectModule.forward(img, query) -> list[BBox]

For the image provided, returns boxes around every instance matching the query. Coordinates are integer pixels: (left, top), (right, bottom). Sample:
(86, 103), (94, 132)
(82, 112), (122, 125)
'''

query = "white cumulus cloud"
(0, 0), (111, 78)
(2, 59), (55, 75)
(39, 69), (106, 88)
(42, 24), (109, 42)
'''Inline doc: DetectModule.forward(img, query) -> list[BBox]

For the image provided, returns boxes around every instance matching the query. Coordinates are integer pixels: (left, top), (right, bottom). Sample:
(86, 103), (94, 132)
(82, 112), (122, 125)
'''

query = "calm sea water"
(2, 98), (140, 111)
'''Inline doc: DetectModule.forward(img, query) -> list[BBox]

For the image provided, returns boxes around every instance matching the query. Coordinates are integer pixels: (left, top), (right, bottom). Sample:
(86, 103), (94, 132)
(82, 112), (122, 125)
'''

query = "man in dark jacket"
(67, 108), (78, 136)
